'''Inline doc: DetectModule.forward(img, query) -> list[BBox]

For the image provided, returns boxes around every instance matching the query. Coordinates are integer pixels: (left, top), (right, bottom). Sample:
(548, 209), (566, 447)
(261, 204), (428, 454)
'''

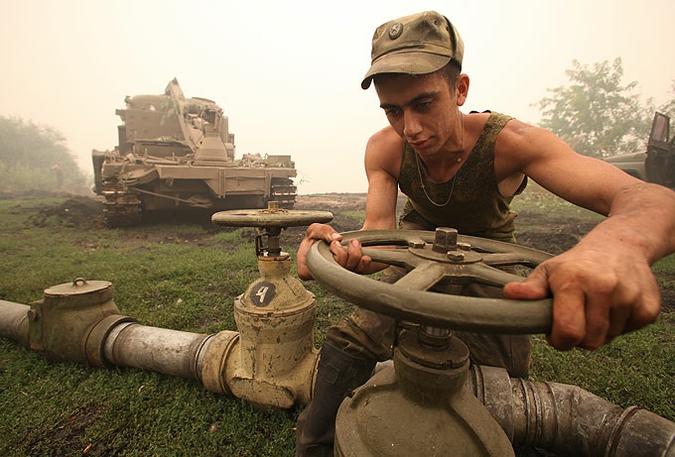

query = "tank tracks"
(101, 178), (296, 227)
(270, 178), (297, 209)
(102, 187), (142, 228)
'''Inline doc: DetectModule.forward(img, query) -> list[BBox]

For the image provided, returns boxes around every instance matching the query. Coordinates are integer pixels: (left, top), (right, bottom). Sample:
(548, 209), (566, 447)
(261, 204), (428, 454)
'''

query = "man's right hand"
(296, 223), (373, 280)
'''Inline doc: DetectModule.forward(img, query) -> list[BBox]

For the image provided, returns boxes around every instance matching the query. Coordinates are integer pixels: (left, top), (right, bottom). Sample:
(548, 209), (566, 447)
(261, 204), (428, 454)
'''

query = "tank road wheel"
(270, 178), (297, 209)
(306, 228), (554, 333)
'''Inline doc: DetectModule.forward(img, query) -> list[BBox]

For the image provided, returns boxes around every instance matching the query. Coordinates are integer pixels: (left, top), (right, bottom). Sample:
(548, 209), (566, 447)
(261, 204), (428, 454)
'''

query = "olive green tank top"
(398, 112), (526, 242)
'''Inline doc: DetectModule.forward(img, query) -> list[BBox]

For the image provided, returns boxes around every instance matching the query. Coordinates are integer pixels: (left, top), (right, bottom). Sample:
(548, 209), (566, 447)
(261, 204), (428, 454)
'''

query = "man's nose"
(403, 113), (422, 138)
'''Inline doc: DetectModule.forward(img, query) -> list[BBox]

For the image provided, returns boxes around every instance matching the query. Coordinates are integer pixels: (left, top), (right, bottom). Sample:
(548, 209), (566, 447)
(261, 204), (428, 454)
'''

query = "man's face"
(374, 72), (461, 157)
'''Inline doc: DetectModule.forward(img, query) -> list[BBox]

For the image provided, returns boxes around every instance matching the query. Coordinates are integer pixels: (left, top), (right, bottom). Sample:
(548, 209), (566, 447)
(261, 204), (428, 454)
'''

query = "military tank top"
(398, 112), (526, 242)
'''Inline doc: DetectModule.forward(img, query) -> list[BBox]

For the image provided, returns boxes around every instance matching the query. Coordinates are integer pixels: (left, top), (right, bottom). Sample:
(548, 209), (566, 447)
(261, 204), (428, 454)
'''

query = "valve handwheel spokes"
(306, 228), (553, 334)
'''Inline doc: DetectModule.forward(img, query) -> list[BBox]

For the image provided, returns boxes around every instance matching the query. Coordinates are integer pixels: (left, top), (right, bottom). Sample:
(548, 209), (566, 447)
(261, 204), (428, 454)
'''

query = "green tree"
(535, 58), (646, 158)
(642, 80), (675, 131)
(0, 115), (88, 194)
(657, 80), (675, 120)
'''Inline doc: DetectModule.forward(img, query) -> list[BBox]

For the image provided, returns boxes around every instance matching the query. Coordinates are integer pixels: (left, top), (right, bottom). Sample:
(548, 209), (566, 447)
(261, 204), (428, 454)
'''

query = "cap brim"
(361, 51), (452, 89)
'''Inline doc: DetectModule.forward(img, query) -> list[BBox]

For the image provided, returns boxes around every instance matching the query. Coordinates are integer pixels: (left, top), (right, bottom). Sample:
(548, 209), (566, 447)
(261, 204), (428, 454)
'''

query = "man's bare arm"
(296, 128), (402, 280)
(498, 121), (675, 349)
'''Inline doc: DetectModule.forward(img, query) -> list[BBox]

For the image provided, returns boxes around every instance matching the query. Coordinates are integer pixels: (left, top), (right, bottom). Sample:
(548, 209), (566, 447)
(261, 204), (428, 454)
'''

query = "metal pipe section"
(103, 321), (214, 381)
(468, 365), (675, 457)
(0, 300), (29, 347)
(0, 295), (316, 409)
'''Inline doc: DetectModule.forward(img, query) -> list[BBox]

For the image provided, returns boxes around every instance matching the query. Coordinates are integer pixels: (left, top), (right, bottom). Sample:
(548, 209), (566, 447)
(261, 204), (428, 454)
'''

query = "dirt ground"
(26, 192), (609, 257)
(30, 193), (675, 312)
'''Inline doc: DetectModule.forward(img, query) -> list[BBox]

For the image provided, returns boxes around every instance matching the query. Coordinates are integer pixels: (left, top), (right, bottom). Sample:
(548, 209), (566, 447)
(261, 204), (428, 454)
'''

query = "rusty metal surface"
(28, 278), (122, 362)
(335, 335), (514, 457)
(467, 365), (675, 456)
(212, 208), (334, 228)
(307, 229), (553, 333)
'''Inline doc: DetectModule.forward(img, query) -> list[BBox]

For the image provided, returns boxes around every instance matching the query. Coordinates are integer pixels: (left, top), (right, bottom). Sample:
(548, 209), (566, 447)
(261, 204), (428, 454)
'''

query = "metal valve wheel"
(213, 201), (334, 256)
(306, 228), (554, 334)
(211, 203), (334, 229)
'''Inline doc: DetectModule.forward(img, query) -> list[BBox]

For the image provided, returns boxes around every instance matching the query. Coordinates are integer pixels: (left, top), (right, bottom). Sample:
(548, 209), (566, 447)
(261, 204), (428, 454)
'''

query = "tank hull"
(92, 79), (297, 226)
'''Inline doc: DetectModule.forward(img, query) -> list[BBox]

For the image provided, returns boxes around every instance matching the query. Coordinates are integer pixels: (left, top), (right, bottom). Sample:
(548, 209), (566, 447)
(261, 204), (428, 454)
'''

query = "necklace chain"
(416, 113), (465, 207)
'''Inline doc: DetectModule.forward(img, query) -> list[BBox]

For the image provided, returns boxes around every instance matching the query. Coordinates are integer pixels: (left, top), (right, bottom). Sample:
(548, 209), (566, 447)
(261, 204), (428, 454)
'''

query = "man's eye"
(385, 109), (400, 117)
(417, 101), (432, 111)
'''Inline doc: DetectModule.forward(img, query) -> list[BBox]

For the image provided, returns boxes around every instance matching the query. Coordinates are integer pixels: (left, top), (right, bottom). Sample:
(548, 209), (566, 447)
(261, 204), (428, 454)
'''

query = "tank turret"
(92, 78), (297, 227)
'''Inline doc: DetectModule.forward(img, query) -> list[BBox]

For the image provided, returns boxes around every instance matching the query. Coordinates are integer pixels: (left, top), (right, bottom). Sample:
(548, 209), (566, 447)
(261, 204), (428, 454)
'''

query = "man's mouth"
(409, 139), (429, 149)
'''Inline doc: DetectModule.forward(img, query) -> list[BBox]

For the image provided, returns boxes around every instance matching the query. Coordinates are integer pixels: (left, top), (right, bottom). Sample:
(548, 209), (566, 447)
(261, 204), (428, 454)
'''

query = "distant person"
(294, 11), (675, 456)
(50, 161), (63, 188)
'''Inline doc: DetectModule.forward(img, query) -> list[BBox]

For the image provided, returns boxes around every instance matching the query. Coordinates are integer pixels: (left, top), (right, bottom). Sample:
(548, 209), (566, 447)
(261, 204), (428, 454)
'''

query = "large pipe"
(0, 294), (313, 409)
(0, 298), (215, 380)
(4, 293), (675, 455)
(468, 365), (675, 456)
(0, 300), (29, 347)
(103, 321), (214, 381)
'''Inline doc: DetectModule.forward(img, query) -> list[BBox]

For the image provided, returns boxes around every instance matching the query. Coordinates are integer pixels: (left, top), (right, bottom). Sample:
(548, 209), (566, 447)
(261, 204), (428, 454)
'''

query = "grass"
(531, 318), (675, 420)
(0, 190), (674, 456)
(0, 195), (354, 457)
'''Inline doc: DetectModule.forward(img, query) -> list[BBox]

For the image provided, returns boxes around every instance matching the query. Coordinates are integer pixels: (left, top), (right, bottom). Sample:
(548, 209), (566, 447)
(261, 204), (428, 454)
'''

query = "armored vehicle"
(604, 112), (675, 187)
(92, 78), (297, 227)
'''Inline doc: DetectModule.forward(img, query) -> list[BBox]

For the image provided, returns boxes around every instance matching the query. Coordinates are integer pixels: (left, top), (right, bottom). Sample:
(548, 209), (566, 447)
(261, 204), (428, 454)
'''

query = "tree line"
(0, 116), (88, 195)
(1, 58), (673, 195)
(535, 58), (675, 158)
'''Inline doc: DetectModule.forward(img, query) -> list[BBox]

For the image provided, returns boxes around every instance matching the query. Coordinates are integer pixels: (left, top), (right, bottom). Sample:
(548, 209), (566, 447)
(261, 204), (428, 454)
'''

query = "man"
(295, 11), (675, 456)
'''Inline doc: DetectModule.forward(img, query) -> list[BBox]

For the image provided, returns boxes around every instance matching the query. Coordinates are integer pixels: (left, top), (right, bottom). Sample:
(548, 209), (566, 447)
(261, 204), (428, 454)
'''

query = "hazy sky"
(1, 0), (673, 194)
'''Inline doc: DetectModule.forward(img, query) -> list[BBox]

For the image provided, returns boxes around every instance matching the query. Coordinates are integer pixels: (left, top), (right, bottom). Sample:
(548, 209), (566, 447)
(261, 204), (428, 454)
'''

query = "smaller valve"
(212, 201), (334, 257)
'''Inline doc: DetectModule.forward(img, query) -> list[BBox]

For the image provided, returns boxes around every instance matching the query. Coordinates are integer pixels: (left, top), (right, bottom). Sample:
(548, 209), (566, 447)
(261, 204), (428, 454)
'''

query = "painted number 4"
(250, 281), (275, 306)
(256, 286), (269, 304)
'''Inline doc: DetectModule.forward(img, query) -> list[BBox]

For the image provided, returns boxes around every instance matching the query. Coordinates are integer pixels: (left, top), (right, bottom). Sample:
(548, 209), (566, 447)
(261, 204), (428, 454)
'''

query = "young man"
(295, 11), (675, 456)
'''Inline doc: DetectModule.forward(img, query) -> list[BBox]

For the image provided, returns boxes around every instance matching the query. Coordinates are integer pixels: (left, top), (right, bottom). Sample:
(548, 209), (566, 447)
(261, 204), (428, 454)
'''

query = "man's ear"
(455, 74), (470, 106)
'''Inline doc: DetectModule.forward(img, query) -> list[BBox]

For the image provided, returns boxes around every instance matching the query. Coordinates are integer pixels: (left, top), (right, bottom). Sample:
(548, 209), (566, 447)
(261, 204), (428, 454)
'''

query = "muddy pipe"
(468, 365), (675, 456)
(5, 280), (675, 455)
(0, 296), (218, 381)
(0, 275), (318, 409)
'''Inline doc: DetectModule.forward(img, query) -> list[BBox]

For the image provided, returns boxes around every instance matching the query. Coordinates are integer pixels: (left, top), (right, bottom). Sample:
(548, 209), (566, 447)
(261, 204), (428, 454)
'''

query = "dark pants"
(325, 295), (531, 379)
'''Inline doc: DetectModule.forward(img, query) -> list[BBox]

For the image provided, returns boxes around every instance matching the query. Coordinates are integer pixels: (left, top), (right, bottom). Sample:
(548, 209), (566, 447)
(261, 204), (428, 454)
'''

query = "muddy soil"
(29, 193), (674, 312)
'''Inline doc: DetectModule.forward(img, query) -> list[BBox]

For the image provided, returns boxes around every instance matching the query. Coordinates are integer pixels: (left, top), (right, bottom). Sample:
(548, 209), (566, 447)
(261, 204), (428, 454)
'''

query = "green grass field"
(0, 192), (674, 456)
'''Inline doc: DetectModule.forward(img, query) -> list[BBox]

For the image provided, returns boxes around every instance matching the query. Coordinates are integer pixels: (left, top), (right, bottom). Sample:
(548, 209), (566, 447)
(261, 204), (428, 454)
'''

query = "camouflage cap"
(361, 11), (464, 90)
